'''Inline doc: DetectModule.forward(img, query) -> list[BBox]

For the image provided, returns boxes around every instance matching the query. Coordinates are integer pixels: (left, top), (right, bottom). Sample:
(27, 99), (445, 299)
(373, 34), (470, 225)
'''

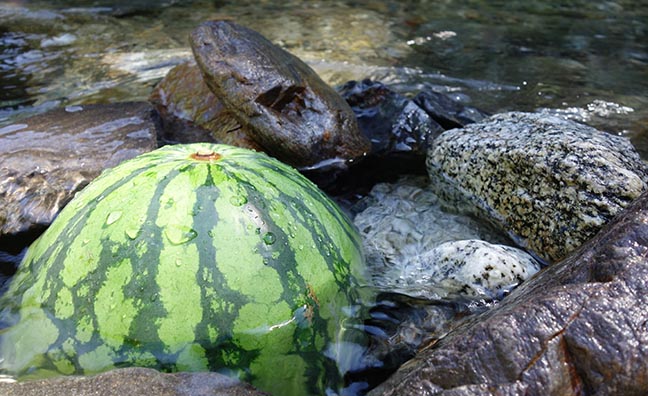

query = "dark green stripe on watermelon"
(0, 143), (369, 396)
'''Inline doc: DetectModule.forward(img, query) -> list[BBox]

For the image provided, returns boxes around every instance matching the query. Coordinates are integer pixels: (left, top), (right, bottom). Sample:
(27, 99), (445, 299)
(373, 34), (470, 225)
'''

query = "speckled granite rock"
(396, 240), (540, 300)
(191, 20), (370, 168)
(0, 367), (267, 396)
(0, 102), (159, 240)
(149, 61), (259, 149)
(369, 189), (648, 396)
(426, 112), (648, 263)
(353, 177), (539, 300)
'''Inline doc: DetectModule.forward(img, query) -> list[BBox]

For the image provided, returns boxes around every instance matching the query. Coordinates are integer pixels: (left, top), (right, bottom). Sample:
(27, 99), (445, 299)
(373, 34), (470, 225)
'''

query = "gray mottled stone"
(396, 240), (540, 300)
(190, 20), (371, 168)
(0, 102), (159, 238)
(0, 367), (267, 396)
(353, 177), (539, 300)
(369, 190), (648, 396)
(426, 111), (648, 263)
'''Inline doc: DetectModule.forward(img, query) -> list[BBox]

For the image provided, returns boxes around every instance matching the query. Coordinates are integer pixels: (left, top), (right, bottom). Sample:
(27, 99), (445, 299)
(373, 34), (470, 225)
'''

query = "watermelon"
(0, 143), (368, 395)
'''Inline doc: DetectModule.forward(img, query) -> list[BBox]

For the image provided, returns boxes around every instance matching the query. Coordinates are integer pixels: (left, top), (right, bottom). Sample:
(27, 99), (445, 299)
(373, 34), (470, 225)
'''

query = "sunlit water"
(0, 0), (646, 394)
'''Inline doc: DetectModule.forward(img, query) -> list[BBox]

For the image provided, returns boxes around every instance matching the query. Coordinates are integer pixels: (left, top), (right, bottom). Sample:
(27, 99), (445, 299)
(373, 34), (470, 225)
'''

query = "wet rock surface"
(338, 80), (444, 159)
(190, 20), (370, 168)
(338, 79), (488, 162)
(427, 111), (648, 263)
(0, 102), (159, 242)
(395, 239), (540, 300)
(0, 367), (267, 396)
(353, 177), (538, 300)
(369, 191), (648, 396)
(413, 90), (489, 130)
(149, 61), (259, 149)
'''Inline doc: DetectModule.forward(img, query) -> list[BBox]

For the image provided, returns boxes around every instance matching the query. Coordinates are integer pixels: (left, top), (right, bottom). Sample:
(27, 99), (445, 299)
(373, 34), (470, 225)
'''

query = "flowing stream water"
(0, 0), (646, 394)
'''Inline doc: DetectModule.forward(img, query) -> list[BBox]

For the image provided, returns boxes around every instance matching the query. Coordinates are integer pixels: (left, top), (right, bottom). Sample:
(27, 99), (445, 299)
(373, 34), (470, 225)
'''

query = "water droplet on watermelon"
(175, 258), (182, 267)
(298, 244), (304, 250)
(106, 211), (122, 225)
(207, 230), (215, 238)
(165, 225), (198, 245)
(125, 228), (139, 240)
(81, 239), (90, 246)
(263, 232), (276, 245)
(150, 293), (158, 302)
(165, 198), (175, 208)
(229, 195), (247, 206)
(271, 251), (280, 260)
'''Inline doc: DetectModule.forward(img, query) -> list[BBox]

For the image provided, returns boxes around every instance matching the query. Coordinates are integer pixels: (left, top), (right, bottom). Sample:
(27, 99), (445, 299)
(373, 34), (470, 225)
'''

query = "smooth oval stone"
(190, 20), (370, 168)
(0, 102), (159, 239)
(426, 112), (648, 263)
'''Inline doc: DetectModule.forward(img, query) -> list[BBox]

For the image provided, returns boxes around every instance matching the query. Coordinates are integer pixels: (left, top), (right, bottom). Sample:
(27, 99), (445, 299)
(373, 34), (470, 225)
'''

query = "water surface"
(1, 0), (646, 157)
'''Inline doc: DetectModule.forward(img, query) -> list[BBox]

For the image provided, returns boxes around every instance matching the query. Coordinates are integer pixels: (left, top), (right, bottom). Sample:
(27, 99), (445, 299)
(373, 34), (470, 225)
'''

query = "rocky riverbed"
(1, 6), (647, 396)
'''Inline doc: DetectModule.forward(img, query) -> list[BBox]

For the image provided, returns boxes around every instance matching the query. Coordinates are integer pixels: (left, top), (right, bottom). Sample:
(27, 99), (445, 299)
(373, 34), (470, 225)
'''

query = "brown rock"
(0, 367), (268, 396)
(369, 191), (648, 395)
(190, 20), (371, 168)
(0, 102), (159, 238)
(149, 61), (260, 150)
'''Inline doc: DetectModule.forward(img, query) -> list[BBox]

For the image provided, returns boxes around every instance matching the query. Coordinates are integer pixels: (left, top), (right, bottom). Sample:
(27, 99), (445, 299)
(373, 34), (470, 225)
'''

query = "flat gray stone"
(369, 190), (648, 396)
(0, 102), (159, 238)
(0, 367), (267, 396)
(426, 111), (648, 262)
(190, 20), (371, 168)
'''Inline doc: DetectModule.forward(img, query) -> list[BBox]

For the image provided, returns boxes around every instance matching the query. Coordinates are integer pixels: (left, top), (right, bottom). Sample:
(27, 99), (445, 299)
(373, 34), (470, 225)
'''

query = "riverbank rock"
(369, 190), (648, 396)
(0, 102), (159, 243)
(353, 177), (539, 300)
(0, 367), (267, 396)
(190, 20), (370, 168)
(149, 61), (259, 149)
(427, 112), (648, 263)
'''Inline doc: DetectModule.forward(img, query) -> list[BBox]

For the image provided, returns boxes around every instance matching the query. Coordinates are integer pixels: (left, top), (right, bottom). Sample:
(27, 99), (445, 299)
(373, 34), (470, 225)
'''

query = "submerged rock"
(369, 190), (648, 396)
(149, 61), (259, 149)
(0, 367), (267, 396)
(353, 177), (538, 300)
(338, 80), (444, 159)
(190, 20), (370, 168)
(0, 102), (159, 240)
(413, 90), (489, 129)
(427, 112), (648, 263)
(338, 79), (488, 160)
(396, 240), (540, 300)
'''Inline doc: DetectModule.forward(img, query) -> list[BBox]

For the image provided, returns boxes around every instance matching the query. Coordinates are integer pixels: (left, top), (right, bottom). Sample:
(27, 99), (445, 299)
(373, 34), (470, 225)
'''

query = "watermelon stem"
(190, 149), (222, 161)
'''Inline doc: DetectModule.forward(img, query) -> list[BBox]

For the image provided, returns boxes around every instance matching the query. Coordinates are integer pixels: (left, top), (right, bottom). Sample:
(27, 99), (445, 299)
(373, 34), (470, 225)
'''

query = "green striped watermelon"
(0, 143), (368, 395)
